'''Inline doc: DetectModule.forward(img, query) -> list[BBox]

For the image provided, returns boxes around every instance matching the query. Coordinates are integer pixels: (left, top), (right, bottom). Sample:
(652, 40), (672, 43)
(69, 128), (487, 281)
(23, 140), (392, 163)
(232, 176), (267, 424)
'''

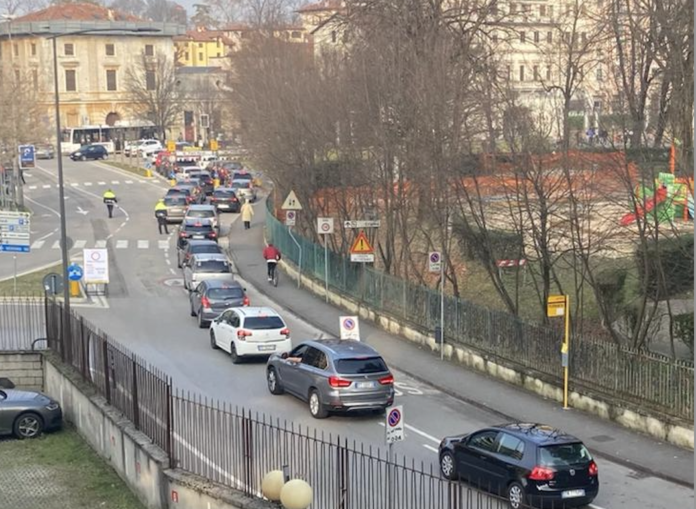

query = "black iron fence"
(37, 298), (545, 509)
(266, 208), (695, 422)
(0, 294), (47, 351)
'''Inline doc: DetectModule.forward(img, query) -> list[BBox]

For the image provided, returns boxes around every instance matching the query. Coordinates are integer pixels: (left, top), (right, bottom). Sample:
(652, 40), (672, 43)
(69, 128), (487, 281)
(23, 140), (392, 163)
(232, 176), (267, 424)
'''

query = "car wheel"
(80, 155), (86, 161)
(197, 311), (207, 329)
(230, 343), (241, 364)
(13, 412), (44, 439)
(507, 482), (526, 509)
(267, 367), (284, 395)
(210, 331), (218, 350)
(308, 389), (328, 419)
(439, 451), (457, 480)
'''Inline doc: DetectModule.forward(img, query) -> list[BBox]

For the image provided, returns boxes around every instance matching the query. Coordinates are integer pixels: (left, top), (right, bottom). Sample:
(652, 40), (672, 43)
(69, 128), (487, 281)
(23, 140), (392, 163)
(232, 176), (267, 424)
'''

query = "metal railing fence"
(0, 293), (47, 350)
(266, 206), (694, 422)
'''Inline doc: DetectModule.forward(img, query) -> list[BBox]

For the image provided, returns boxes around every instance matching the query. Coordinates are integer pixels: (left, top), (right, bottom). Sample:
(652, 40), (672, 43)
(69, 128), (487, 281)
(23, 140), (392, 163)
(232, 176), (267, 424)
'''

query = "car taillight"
(231, 197), (238, 202)
(242, 296), (250, 306)
(200, 296), (211, 309)
(179, 232), (187, 237)
(210, 197), (217, 202)
(379, 374), (394, 385)
(237, 329), (252, 340)
(210, 231), (217, 238)
(588, 460), (598, 476)
(280, 327), (290, 337)
(528, 466), (555, 481)
(329, 376), (352, 388)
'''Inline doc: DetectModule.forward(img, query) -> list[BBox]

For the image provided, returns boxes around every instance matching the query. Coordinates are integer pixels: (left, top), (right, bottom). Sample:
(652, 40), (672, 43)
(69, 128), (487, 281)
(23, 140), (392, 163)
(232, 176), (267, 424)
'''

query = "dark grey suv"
(266, 339), (395, 419)
(189, 279), (249, 328)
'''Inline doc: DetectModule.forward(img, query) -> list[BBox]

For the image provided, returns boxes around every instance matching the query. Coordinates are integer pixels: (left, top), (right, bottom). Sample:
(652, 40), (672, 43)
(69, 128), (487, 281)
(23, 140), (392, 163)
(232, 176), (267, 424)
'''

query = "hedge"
(635, 234), (694, 299)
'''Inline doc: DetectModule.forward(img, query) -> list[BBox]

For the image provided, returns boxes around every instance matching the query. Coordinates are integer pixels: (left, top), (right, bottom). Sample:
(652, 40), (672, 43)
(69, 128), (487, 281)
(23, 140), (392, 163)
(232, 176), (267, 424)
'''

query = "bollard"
(169, 179), (176, 186)
(261, 470), (285, 502)
(280, 479), (313, 509)
(69, 280), (80, 298)
(213, 178), (220, 188)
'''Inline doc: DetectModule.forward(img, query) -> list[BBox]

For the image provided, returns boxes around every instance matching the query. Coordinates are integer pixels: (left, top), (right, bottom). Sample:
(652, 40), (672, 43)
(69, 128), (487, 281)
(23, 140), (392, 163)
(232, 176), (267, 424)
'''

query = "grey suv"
(266, 339), (395, 419)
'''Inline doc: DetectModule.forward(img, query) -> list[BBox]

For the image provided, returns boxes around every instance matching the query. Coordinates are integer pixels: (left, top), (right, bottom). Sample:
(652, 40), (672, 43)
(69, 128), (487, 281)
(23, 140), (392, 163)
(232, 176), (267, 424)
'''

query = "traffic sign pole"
(440, 253), (445, 361)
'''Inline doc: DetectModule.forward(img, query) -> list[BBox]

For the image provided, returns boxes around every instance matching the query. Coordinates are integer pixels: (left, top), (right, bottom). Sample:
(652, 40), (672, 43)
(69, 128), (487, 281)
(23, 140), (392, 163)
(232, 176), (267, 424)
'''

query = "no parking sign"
(339, 315), (361, 341)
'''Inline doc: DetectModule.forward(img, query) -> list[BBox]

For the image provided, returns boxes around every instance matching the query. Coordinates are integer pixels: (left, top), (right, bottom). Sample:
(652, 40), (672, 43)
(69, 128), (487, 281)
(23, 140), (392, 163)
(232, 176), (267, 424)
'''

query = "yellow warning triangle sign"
(350, 231), (374, 254)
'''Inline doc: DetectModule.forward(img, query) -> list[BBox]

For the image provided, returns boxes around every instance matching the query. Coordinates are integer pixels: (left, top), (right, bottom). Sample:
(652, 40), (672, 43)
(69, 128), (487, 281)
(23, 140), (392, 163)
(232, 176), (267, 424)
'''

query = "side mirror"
(281, 352), (289, 360)
(243, 288), (247, 292)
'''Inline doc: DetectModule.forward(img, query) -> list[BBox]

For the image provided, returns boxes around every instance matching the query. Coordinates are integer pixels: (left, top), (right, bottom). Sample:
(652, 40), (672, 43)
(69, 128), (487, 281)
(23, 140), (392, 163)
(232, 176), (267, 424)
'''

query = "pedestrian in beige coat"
(240, 200), (254, 230)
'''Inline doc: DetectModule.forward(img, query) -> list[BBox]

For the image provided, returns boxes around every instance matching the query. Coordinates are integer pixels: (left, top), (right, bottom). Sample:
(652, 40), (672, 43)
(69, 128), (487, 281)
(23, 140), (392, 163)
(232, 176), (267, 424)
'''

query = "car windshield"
(187, 210), (214, 218)
(335, 357), (388, 374)
(233, 173), (252, 180)
(168, 188), (191, 196)
(191, 245), (221, 255)
(164, 196), (187, 206)
(233, 181), (251, 189)
(194, 260), (230, 273)
(214, 190), (236, 198)
(538, 443), (592, 467)
(208, 288), (244, 300)
(244, 316), (285, 330)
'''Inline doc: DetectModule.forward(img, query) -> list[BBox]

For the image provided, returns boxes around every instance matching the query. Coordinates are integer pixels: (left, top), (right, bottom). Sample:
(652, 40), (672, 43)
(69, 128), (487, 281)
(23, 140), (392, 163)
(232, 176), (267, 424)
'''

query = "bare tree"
(124, 51), (181, 141)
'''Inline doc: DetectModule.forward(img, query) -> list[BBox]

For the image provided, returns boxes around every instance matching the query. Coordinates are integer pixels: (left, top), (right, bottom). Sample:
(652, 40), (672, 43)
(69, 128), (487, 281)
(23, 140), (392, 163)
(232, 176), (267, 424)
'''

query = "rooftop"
(297, 0), (345, 14)
(14, 2), (140, 22)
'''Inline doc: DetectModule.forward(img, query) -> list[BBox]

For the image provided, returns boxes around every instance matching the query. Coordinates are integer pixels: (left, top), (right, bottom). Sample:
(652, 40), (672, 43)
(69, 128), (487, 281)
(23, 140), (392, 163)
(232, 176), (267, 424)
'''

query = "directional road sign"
(344, 220), (381, 229)
(0, 210), (31, 253)
(281, 190), (303, 210)
(385, 405), (404, 445)
(428, 251), (442, 273)
(317, 217), (334, 235)
(18, 145), (36, 169)
(67, 263), (84, 281)
(339, 315), (361, 341)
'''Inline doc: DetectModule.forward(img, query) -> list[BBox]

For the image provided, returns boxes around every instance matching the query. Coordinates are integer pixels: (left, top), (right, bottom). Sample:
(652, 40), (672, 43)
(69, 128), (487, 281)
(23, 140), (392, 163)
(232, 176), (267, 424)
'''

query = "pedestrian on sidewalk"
(240, 199), (254, 230)
(155, 198), (169, 235)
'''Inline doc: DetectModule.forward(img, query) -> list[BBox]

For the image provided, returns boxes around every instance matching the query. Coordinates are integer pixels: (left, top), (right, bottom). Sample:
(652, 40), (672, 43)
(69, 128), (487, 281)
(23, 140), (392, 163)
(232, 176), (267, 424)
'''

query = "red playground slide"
(620, 186), (668, 226)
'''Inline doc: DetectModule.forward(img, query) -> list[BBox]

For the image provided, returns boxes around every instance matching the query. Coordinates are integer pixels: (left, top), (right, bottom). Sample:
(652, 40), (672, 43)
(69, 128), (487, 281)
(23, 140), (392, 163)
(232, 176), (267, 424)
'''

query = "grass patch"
(102, 161), (153, 178)
(0, 262), (64, 295)
(0, 426), (145, 509)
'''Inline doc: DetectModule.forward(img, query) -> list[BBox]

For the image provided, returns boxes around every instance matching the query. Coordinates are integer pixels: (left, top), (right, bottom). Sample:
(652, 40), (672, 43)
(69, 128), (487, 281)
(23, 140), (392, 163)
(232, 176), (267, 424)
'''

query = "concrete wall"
(0, 352), (43, 391)
(280, 259), (695, 451)
(43, 355), (276, 509)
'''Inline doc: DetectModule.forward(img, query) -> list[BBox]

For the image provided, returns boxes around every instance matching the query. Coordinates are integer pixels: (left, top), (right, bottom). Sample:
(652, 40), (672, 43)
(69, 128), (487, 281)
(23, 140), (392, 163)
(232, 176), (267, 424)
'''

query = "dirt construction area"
(0, 426), (144, 509)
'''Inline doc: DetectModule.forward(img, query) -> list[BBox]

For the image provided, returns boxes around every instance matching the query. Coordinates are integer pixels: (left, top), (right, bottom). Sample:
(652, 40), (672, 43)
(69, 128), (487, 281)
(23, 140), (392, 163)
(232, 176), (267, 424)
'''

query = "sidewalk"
(227, 202), (694, 487)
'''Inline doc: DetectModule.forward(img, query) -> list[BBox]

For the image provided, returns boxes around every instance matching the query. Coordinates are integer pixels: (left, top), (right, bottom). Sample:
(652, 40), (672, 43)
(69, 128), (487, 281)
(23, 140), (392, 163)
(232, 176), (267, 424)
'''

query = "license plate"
(357, 381), (375, 389)
(561, 489), (585, 499)
(258, 345), (276, 352)
(192, 234), (204, 239)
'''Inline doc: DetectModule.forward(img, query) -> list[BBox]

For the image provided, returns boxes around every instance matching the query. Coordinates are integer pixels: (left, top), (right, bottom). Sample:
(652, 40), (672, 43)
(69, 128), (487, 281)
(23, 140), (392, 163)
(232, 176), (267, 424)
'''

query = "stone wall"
(0, 352), (43, 391)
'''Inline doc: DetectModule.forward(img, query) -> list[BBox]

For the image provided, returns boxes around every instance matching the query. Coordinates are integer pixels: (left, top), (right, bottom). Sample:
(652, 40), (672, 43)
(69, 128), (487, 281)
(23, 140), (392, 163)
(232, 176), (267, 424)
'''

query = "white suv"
(125, 139), (161, 157)
(209, 307), (292, 364)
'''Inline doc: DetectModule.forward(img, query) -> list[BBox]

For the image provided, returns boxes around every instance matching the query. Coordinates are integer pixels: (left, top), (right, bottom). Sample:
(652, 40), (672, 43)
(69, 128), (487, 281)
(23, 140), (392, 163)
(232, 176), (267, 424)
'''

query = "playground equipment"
(620, 173), (695, 226)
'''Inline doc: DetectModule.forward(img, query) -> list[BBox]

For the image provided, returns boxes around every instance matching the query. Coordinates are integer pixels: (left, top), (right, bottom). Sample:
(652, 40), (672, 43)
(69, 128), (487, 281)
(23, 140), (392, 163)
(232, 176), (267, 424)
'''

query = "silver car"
(0, 388), (63, 438)
(183, 253), (234, 290)
(231, 179), (257, 203)
(163, 194), (188, 223)
(266, 339), (395, 419)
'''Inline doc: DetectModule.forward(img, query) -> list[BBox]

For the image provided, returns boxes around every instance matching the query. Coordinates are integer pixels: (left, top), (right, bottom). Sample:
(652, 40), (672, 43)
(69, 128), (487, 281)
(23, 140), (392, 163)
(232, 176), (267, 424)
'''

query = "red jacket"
(263, 245), (281, 261)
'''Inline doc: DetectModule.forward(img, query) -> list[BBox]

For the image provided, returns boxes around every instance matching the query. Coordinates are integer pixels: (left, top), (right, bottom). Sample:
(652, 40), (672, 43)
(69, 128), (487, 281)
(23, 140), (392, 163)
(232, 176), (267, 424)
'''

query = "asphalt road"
(6, 157), (693, 509)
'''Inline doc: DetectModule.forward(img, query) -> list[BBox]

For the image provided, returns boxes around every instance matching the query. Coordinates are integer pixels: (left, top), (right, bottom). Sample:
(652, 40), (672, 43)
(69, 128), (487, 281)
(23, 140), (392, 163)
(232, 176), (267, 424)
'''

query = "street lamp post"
(46, 27), (160, 349)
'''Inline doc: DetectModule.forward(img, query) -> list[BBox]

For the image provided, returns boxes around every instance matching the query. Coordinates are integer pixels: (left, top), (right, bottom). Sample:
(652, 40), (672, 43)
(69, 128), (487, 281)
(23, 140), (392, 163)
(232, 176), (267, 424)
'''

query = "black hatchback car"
(439, 423), (598, 509)
(209, 187), (241, 213)
(177, 218), (218, 249)
(70, 144), (108, 161)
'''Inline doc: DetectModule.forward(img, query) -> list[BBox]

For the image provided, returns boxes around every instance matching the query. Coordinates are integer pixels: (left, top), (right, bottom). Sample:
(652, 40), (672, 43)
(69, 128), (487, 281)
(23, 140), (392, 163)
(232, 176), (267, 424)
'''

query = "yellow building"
(0, 3), (185, 134)
(174, 28), (233, 67)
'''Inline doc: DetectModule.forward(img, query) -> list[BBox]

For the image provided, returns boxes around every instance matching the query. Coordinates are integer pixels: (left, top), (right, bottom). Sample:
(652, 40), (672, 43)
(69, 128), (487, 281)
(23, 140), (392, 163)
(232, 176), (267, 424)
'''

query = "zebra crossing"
(27, 179), (146, 191)
(29, 239), (170, 251)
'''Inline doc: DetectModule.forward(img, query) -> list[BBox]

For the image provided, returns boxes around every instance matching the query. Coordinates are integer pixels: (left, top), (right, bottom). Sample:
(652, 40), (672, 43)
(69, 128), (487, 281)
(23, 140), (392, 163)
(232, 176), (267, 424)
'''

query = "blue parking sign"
(19, 145), (36, 169)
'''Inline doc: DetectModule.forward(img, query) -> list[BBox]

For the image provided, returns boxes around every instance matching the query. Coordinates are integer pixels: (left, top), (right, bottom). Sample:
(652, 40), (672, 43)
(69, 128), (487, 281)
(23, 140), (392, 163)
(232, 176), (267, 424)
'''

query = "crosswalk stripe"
(42, 184), (51, 189)
(51, 240), (60, 249)
(73, 240), (86, 249)
(95, 240), (107, 248)
(84, 182), (93, 186)
(137, 240), (149, 249)
(31, 240), (45, 249)
(116, 240), (128, 249)
(158, 240), (169, 249)
(111, 180), (119, 184)
(28, 185), (37, 190)
(125, 180), (134, 184)
(98, 181), (106, 185)
(70, 183), (79, 187)
(24, 173), (32, 178)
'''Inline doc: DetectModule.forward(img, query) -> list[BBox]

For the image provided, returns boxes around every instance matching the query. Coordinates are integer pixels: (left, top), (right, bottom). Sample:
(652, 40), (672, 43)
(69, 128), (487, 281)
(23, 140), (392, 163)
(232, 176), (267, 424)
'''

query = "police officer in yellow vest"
(102, 189), (117, 218)
(154, 198), (169, 234)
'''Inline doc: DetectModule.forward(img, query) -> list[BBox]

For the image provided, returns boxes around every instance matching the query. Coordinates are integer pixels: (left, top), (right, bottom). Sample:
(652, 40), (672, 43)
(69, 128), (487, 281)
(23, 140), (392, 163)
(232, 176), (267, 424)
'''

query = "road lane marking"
(98, 181), (106, 185)
(169, 268), (176, 274)
(51, 240), (60, 249)
(377, 421), (440, 444)
(158, 240), (169, 249)
(28, 185), (37, 190)
(111, 180), (120, 184)
(70, 182), (79, 187)
(137, 240), (149, 249)
(73, 240), (87, 249)
(125, 180), (134, 184)
(95, 240), (107, 248)
(42, 184), (51, 189)
(84, 182), (93, 186)
(423, 444), (438, 453)
(31, 240), (45, 249)
(589, 505), (608, 509)
(116, 240), (128, 249)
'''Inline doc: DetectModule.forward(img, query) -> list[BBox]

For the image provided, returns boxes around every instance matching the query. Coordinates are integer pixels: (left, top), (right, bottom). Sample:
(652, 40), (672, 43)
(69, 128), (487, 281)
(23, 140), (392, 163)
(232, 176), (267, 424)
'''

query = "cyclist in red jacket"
(263, 243), (281, 281)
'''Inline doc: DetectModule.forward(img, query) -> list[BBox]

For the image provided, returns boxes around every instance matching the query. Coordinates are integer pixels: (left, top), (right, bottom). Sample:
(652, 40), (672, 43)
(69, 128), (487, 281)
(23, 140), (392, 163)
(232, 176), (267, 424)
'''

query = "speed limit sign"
(317, 217), (334, 235)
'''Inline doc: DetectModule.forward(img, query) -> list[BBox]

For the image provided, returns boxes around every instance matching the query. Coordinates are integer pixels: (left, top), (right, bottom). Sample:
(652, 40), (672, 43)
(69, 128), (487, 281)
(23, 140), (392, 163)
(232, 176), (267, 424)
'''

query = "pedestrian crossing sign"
(350, 231), (374, 254)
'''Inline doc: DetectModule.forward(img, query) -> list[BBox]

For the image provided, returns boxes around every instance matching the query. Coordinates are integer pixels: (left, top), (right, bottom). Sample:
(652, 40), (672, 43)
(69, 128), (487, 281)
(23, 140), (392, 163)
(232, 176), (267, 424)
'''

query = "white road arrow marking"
(95, 240), (107, 248)
(76, 206), (89, 215)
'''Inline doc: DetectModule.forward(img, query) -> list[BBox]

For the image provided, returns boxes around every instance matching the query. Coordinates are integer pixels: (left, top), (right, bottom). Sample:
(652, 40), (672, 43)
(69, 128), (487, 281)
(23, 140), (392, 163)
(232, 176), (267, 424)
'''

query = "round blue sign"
(67, 263), (83, 281)
(388, 408), (401, 427)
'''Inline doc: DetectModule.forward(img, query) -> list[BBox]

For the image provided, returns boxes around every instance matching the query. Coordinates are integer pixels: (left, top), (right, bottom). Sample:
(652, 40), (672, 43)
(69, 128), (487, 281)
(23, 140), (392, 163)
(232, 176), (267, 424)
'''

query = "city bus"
(61, 122), (158, 154)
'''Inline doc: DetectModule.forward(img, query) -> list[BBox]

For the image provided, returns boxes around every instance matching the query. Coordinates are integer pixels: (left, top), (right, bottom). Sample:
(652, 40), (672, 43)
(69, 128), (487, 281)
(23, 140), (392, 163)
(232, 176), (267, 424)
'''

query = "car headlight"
(74, 152), (81, 156)
(46, 402), (60, 411)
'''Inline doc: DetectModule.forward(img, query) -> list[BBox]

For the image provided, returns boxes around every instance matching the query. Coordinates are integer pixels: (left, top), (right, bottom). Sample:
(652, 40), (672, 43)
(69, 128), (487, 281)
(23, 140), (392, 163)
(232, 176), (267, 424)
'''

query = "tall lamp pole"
(47, 27), (160, 348)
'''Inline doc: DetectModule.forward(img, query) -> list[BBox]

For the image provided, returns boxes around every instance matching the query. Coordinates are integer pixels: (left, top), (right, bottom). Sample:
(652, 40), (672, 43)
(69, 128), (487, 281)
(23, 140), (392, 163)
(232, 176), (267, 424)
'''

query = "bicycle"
(268, 261), (279, 287)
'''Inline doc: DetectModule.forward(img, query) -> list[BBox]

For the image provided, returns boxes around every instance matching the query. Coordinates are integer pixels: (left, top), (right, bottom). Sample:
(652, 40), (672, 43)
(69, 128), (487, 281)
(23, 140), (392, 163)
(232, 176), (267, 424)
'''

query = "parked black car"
(189, 279), (249, 328)
(209, 187), (241, 213)
(70, 144), (108, 161)
(438, 423), (598, 509)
